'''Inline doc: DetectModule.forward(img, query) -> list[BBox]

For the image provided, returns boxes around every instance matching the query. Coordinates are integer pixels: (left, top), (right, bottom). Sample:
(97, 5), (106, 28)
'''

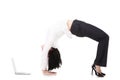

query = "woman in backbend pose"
(41, 19), (109, 77)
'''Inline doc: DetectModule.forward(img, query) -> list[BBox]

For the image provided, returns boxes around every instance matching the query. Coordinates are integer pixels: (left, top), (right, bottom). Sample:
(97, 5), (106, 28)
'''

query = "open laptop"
(11, 58), (31, 75)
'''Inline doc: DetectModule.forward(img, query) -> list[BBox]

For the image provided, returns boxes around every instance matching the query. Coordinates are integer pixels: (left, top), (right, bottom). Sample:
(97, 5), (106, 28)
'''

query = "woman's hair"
(48, 47), (62, 71)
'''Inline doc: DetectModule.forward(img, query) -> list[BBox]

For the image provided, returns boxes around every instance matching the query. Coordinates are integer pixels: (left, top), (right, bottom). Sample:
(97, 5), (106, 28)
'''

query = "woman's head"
(48, 47), (62, 71)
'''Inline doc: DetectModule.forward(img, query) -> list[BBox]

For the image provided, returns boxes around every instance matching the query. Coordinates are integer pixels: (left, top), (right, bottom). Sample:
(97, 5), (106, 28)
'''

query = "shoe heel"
(91, 68), (94, 75)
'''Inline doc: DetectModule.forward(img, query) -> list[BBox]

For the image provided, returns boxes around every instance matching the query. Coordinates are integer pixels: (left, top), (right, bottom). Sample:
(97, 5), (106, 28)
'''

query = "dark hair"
(48, 47), (62, 71)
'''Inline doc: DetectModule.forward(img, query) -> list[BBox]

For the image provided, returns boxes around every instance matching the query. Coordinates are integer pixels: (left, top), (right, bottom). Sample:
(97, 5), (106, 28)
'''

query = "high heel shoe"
(91, 65), (106, 77)
(92, 65), (106, 76)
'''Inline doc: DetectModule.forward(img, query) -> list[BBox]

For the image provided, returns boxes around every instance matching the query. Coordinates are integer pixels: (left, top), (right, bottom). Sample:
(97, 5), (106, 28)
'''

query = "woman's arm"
(41, 44), (44, 51)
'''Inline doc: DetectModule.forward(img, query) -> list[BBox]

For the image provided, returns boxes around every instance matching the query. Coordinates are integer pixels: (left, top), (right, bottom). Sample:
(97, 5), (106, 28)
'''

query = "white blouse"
(41, 20), (72, 70)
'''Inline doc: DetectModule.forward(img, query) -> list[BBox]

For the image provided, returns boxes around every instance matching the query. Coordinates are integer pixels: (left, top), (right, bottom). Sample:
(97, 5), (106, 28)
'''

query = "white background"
(0, 0), (120, 80)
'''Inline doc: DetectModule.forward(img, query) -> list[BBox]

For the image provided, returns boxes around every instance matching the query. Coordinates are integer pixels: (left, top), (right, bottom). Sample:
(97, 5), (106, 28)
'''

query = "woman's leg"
(71, 20), (109, 67)
(94, 34), (109, 67)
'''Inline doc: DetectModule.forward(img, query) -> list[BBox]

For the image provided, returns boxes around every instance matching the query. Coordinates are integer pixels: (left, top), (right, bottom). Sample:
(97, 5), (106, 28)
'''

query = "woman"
(41, 19), (109, 77)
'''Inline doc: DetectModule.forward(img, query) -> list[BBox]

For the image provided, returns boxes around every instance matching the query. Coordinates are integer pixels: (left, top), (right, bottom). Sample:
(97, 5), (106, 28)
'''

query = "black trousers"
(70, 19), (109, 67)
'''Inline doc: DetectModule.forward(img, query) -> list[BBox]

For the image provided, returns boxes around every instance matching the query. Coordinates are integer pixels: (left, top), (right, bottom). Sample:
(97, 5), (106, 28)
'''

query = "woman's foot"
(95, 65), (106, 76)
(95, 65), (102, 73)
(42, 70), (57, 76)
(91, 64), (105, 77)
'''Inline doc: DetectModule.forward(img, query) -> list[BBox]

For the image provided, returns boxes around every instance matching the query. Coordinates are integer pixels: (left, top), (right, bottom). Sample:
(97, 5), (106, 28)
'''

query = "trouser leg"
(70, 20), (109, 67)
(94, 34), (109, 67)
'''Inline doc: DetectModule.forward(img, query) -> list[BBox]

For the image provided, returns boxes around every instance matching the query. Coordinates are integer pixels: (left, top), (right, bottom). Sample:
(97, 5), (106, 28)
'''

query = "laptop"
(11, 58), (31, 75)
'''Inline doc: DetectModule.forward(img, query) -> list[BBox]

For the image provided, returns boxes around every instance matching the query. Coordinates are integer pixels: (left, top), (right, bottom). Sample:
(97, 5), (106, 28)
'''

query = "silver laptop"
(11, 58), (31, 75)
